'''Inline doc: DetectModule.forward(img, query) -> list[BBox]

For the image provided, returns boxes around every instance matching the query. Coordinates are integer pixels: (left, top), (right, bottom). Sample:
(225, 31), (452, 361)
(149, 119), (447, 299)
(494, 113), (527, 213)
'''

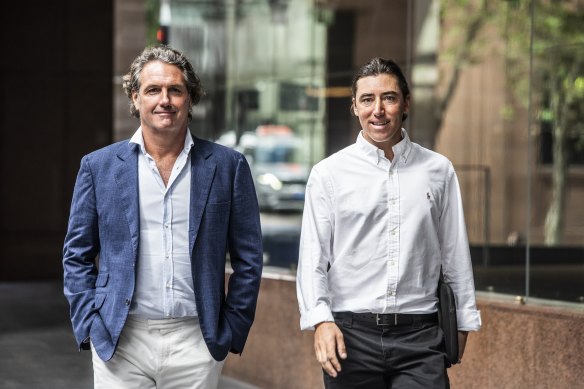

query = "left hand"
(457, 331), (469, 363)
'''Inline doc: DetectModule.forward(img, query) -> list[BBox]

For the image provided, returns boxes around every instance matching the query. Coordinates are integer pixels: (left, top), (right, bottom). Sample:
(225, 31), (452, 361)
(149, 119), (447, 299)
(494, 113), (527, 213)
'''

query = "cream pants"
(91, 316), (225, 389)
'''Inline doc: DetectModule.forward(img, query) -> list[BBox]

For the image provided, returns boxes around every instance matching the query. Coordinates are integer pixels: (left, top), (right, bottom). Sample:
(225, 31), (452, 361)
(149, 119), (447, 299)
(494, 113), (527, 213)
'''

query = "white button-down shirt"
(297, 130), (481, 331)
(129, 128), (197, 319)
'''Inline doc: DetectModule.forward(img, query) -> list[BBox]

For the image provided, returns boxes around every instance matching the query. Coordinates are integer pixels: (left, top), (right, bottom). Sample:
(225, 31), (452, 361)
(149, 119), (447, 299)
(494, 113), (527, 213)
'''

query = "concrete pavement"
(0, 281), (259, 389)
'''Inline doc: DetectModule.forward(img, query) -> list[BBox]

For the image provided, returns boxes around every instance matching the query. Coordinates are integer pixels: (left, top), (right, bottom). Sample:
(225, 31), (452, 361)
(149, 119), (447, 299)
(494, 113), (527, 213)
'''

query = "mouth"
(155, 111), (176, 116)
(370, 120), (389, 126)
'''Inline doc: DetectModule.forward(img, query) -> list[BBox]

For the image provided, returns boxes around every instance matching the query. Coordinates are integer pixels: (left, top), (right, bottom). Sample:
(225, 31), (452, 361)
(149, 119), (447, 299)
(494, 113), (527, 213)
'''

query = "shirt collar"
(356, 129), (412, 165)
(129, 127), (195, 156)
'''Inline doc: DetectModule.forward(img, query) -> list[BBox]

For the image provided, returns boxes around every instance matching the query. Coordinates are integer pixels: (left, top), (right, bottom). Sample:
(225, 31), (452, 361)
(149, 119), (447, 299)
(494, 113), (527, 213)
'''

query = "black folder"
(437, 273), (459, 366)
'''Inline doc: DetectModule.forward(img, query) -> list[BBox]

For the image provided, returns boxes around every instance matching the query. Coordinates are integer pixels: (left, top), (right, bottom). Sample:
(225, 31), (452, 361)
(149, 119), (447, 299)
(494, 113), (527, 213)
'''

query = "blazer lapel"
(189, 141), (216, 254)
(115, 142), (140, 260)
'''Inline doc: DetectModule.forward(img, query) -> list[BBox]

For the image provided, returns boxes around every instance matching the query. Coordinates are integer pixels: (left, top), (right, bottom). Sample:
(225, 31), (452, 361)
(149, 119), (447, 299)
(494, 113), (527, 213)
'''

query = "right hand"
(314, 322), (347, 377)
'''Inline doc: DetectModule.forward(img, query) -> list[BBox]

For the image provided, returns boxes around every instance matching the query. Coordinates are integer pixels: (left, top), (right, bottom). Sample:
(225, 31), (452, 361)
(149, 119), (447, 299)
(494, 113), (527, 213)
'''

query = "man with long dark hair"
(297, 57), (481, 388)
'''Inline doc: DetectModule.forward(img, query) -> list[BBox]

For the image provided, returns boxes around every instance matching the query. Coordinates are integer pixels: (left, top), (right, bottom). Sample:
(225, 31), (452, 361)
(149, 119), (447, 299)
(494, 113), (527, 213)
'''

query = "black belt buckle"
(376, 313), (398, 326)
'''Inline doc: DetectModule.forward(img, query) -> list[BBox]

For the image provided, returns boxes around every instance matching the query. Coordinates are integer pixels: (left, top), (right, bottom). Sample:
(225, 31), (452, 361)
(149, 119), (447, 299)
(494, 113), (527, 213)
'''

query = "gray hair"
(122, 45), (204, 121)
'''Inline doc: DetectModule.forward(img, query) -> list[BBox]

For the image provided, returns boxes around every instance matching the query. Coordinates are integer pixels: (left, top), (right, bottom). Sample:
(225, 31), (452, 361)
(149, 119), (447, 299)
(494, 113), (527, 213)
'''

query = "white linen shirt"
(296, 130), (481, 332)
(129, 128), (197, 319)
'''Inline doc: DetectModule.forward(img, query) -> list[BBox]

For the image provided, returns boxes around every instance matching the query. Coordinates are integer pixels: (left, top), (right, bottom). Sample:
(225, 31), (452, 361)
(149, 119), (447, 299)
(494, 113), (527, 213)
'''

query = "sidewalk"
(0, 281), (259, 389)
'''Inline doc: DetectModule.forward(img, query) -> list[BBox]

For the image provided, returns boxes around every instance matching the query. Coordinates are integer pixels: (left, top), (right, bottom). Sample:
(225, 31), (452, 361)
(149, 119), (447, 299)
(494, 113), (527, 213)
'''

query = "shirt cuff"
(300, 303), (335, 331)
(456, 309), (482, 331)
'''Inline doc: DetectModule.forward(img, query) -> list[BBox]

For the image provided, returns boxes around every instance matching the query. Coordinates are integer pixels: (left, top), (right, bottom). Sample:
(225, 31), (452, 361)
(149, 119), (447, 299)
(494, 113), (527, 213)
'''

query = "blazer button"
(125, 298), (131, 306)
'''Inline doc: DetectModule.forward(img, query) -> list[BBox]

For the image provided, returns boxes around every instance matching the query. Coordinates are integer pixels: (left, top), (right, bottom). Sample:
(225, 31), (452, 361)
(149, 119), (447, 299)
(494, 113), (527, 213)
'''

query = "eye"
(383, 95), (397, 104)
(360, 97), (373, 106)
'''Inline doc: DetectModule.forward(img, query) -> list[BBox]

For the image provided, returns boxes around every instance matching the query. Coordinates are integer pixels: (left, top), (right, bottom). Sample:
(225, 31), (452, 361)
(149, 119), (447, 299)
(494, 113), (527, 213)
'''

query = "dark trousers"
(324, 313), (449, 389)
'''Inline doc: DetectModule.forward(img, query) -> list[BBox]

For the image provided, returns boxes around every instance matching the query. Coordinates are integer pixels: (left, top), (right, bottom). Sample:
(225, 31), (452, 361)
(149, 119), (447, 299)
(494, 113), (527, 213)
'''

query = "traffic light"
(156, 25), (168, 44)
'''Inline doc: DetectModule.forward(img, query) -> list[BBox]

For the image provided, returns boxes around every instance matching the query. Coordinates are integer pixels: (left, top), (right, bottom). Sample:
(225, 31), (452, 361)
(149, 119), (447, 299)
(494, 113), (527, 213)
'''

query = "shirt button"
(125, 298), (131, 306)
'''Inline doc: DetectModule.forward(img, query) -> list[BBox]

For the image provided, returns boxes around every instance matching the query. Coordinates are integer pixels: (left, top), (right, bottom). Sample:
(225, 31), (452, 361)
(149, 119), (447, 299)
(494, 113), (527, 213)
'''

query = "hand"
(314, 322), (347, 377)
(457, 331), (469, 363)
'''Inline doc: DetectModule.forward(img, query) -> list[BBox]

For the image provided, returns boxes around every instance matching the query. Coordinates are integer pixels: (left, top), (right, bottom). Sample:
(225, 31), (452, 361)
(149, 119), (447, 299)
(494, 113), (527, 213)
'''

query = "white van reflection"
(217, 126), (309, 212)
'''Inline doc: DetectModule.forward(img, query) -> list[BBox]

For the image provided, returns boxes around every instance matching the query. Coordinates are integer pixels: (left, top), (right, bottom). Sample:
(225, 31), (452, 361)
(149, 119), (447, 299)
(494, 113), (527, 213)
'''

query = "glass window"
(158, 0), (584, 304)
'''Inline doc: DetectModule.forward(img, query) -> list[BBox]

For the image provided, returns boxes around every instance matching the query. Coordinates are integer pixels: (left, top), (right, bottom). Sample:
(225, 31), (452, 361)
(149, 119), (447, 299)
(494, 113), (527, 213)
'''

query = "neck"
(142, 127), (187, 160)
(363, 129), (402, 161)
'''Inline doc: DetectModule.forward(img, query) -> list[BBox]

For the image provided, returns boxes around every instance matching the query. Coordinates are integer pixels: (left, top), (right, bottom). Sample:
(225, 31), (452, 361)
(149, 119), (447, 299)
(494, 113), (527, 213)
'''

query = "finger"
(325, 339), (342, 371)
(321, 360), (338, 378)
(328, 355), (342, 373)
(315, 345), (327, 364)
(336, 333), (347, 359)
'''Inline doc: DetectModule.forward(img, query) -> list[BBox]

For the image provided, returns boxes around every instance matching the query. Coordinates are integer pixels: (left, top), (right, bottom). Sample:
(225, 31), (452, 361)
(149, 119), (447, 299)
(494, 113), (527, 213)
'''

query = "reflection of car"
(253, 135), (309, 212)
(216, 126), (309, 212)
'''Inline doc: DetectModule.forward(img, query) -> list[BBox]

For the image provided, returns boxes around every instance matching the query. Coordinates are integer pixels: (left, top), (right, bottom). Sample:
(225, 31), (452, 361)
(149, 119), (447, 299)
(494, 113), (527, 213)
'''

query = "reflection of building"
(162, 0), (583, 247)
(434, 5), (584, 246)
(165, 0), (329, 167)
(1, 1), (581, 388)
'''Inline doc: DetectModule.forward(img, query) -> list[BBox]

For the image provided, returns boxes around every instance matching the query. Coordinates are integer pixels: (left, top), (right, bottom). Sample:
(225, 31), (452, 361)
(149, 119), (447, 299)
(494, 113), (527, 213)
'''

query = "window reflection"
(157, 0), (584, 303)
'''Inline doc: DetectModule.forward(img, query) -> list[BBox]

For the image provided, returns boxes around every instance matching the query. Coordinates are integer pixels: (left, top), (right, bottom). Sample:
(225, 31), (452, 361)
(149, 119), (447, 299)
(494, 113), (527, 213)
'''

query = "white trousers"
(91, 316), (225, 389)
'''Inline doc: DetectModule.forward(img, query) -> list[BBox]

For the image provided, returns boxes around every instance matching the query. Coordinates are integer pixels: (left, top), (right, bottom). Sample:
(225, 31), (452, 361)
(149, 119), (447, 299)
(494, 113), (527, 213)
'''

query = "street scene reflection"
(217, 125), (304, 272)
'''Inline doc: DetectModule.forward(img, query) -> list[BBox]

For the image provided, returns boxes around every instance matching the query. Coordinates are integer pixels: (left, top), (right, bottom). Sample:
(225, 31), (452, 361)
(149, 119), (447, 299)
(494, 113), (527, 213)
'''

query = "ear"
(132, 91), (140, 109)
(403, 94), (411, 114)
(351, 99), (358, 116)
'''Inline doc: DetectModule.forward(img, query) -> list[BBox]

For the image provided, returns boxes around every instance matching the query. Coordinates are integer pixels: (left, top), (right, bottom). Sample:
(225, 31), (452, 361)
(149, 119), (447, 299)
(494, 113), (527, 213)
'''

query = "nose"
(160, 89), (171, 105)
(373, 98), (384, 115)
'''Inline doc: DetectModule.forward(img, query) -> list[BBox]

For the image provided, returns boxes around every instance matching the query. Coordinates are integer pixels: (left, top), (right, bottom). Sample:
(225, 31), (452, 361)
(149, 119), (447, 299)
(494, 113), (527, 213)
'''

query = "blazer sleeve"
(63, 155), (101, 349)
(223, 155), (263, 354)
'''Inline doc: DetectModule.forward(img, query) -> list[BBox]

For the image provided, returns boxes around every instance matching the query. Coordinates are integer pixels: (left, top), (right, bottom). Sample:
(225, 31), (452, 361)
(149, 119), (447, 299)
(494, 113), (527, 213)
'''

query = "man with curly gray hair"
(63, 45), (263, 388)
(122, 45), (205, 121)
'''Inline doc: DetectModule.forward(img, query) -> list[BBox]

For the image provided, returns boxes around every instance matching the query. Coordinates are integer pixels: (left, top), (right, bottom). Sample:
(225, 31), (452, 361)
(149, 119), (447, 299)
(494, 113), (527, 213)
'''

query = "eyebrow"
(142, 82), (186, 90)
(358, 91), (399, 99)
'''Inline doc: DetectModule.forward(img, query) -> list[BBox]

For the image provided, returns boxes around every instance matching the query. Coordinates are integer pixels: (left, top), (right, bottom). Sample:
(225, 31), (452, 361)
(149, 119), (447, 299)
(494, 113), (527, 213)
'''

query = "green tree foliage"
(439, 0), (584, 245)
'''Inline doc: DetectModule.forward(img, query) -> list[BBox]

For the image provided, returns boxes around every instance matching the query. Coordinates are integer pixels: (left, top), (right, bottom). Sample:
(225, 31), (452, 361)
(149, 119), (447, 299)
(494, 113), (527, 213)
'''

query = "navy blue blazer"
(63, 136), (263, 361)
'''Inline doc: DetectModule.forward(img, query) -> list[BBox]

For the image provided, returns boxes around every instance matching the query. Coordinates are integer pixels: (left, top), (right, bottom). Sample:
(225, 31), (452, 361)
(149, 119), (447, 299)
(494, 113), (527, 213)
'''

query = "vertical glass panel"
(167, 0), (329, 270)
(528, 0), (584, 303)
(162, 0), (583, 303)
(433, 0), (534, 298)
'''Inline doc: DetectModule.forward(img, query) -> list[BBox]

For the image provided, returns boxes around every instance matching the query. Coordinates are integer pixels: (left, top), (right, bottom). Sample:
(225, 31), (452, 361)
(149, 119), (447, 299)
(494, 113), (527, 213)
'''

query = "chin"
(368, 127), (401, 142)
(365, 133), (390, 143)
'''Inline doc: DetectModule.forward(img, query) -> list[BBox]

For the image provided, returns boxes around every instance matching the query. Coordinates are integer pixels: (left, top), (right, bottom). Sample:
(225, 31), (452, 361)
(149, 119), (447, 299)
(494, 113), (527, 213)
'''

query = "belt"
(333, 311), (438, 327)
